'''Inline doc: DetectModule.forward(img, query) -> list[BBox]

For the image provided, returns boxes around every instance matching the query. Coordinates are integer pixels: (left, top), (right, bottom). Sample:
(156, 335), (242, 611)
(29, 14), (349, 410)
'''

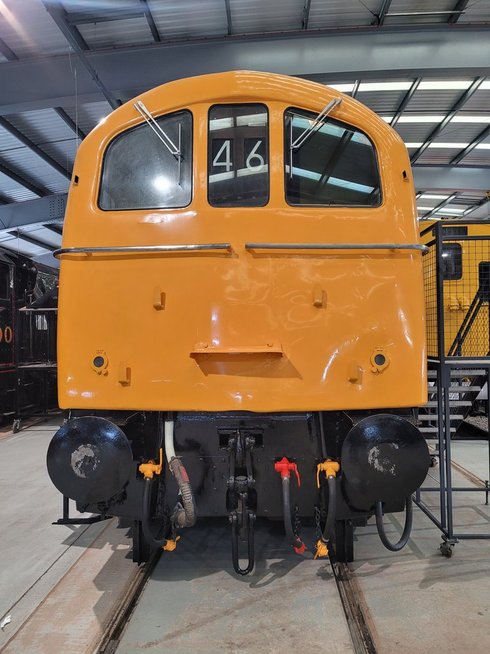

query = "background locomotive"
(0, 249), (57, 426)
(47, 71), (430, 573)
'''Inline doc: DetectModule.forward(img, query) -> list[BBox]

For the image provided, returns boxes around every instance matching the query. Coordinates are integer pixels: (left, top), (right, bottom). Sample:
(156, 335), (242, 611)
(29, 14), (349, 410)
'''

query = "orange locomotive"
(47, 72), (429, 572)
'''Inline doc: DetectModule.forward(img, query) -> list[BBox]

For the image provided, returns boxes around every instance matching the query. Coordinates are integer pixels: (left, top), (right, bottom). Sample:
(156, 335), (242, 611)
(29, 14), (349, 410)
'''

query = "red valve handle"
(274, 457), (301, 487)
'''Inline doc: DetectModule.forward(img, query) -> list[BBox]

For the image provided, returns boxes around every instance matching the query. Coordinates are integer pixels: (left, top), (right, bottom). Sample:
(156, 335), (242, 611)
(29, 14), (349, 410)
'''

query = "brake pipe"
(375, 497), (413, 551)
(274, 457), (306, 554)
(315, 460), (340, 559)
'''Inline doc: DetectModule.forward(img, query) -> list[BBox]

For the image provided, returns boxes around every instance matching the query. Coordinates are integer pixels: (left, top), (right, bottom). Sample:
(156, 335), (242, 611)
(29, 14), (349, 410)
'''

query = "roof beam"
(1, 166), (489, 231)
(422, 192), (459, 219)
(54, 107), (86, 141)
(302, 0), (312, 29)
(410, 76), (485, 164)
(412, 165), (490, 193)
(448, 1), (470, 25)
(43, 222), (63, 235)
(1, 26), (490, 115)
(0, 36), (18, 61)
(0, 116), (72, 179)
(0, 160), (49, 197)
(451, 125), (490, 164)
(390, 77), (421, 127)
(0, 194), (66, 230)
(224, 0), (233, 35)
(374, 1), (393, 27)
(66, 8), (145, 26)
(8, 229), (58, 252)
(140, 0), (161, 43)
(42, 1), (121, 110)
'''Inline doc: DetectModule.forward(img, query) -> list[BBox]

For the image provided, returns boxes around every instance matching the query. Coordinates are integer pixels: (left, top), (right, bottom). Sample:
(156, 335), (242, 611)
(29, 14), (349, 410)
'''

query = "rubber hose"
(142, 478), (168, 548)
(281, 477), (302, 549)
(375, 497), (413, 552)
(169, 457), (196, 528)
(322, 475), (337, 542)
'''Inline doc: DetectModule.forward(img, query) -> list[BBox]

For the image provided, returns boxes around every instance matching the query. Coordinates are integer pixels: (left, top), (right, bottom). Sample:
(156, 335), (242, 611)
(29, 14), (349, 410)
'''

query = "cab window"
(285, 108), (381, 207)
(208, 104), (269, 207)
(99, 110), (192, 210)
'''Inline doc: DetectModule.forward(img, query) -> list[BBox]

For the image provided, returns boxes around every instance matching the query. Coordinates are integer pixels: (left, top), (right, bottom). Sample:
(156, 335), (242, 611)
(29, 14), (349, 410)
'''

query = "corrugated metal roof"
(0, 0), (70, 58)
(0, 172), (38, 202)
(308, 0), (378, 29)
(149, 0), (228, 38)
(0, 0), (488, 221)
(63, 101), (113, 137)
(434, 124), (487, 143)
(229, 0), (303, 33)
(78, 17), (154, 49)
(405, 89), (469, 112)
(357, 90), (407, 113)
(0, 147), (69, 194)
(384, 0), (456, 25)
(6, 108), (75, 144)
(392, 123), (435, 142)
(417, 148), (462, 165)
(460, 149), (490, 166)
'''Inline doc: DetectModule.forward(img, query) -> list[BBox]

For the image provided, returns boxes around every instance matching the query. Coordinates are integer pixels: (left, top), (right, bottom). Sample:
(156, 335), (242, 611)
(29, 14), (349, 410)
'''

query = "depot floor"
(0, 421), (489, 653)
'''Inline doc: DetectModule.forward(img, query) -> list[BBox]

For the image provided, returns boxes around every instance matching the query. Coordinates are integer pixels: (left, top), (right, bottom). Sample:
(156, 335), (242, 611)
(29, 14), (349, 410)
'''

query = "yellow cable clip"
(163, 536), (181, 552)
(138, 448), (163, 479)
(316, 460), (340, 488)
(314, 539), (329, 559)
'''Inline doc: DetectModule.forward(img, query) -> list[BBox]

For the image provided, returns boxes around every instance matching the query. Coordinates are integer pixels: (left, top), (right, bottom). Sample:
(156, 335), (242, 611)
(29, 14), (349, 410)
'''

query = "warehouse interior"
(0, 2), (489, 653)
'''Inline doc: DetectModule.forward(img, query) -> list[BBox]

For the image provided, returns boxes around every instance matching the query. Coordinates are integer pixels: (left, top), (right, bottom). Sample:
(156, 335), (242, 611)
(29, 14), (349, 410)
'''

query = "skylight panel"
(358, 82), (412, 92)
(451, 116), (490, 123)
(328, 83), (355, 93)
(397, 115), (446, 123)
(418, 81), (472, 90)
(429, 142), (469, 148)
(422, 194), (450, 200)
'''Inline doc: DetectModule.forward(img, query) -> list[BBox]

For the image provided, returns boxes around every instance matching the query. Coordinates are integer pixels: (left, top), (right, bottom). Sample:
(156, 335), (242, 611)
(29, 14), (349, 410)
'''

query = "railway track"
(94, 527), (379, 654)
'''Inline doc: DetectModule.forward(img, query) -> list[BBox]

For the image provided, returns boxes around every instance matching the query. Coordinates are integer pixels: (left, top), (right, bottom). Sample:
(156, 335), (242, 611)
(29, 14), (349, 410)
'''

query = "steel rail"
(245, 242), (428, 252)
(329, 558), (378, 653)
(54, 244), (232, 257)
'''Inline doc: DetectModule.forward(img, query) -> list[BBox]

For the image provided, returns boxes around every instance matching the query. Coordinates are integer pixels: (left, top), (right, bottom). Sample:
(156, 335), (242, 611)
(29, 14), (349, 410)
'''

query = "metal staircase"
(417, 367), (488, 435)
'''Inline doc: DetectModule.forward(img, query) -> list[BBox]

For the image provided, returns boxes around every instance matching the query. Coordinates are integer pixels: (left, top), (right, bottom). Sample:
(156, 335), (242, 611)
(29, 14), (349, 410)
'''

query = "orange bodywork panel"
(58, 71), (426, 412)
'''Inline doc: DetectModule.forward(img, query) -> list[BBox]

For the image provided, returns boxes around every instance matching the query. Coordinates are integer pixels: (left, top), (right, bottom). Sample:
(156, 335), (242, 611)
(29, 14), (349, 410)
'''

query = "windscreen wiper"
(134, 99), (183, 183)
(290, 97), (342, 151)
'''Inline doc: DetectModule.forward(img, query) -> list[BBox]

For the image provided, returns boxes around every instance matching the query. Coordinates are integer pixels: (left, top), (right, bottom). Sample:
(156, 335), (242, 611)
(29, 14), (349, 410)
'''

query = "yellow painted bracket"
(316, 460), (340, 488)
(139, 448), (163, 479)
(314, 539), (329, 559)
(190, 344), (283, 357)
(163, 536), (180, 552)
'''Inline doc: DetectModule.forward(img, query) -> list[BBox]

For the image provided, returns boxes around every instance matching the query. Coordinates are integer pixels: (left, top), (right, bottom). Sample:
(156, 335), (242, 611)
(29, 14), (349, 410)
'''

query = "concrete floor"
(1, 422), (489, 653)
(116, 522), (354, 654)
(0, 421), (137, 652)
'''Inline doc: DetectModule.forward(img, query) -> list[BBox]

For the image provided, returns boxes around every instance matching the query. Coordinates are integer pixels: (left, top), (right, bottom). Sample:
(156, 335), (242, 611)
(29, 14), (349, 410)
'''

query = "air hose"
(281, 476), (305, 553)
(165, 420), (196, 528)
(322, 474), (337, 542)
(375, 497), (413, 552)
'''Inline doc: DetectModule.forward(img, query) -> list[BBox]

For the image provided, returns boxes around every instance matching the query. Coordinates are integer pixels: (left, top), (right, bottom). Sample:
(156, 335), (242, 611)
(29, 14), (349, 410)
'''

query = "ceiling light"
(380, 116), (393, 122)
(479, 82), (490, 90)
(404, 142), (423, 148)
(329, 83), (355, 93)
(451, 116), (490, 123)
(358, 82), (412, 92)
(435, 208), (466, 214)
(422, 194), (450, 200)
(476, 143), (490, 149)
(398, 115), (445, 123)
(417, 206), (437, 210)
(418, 81), (472, 91)
(429, 142), (469, 148)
